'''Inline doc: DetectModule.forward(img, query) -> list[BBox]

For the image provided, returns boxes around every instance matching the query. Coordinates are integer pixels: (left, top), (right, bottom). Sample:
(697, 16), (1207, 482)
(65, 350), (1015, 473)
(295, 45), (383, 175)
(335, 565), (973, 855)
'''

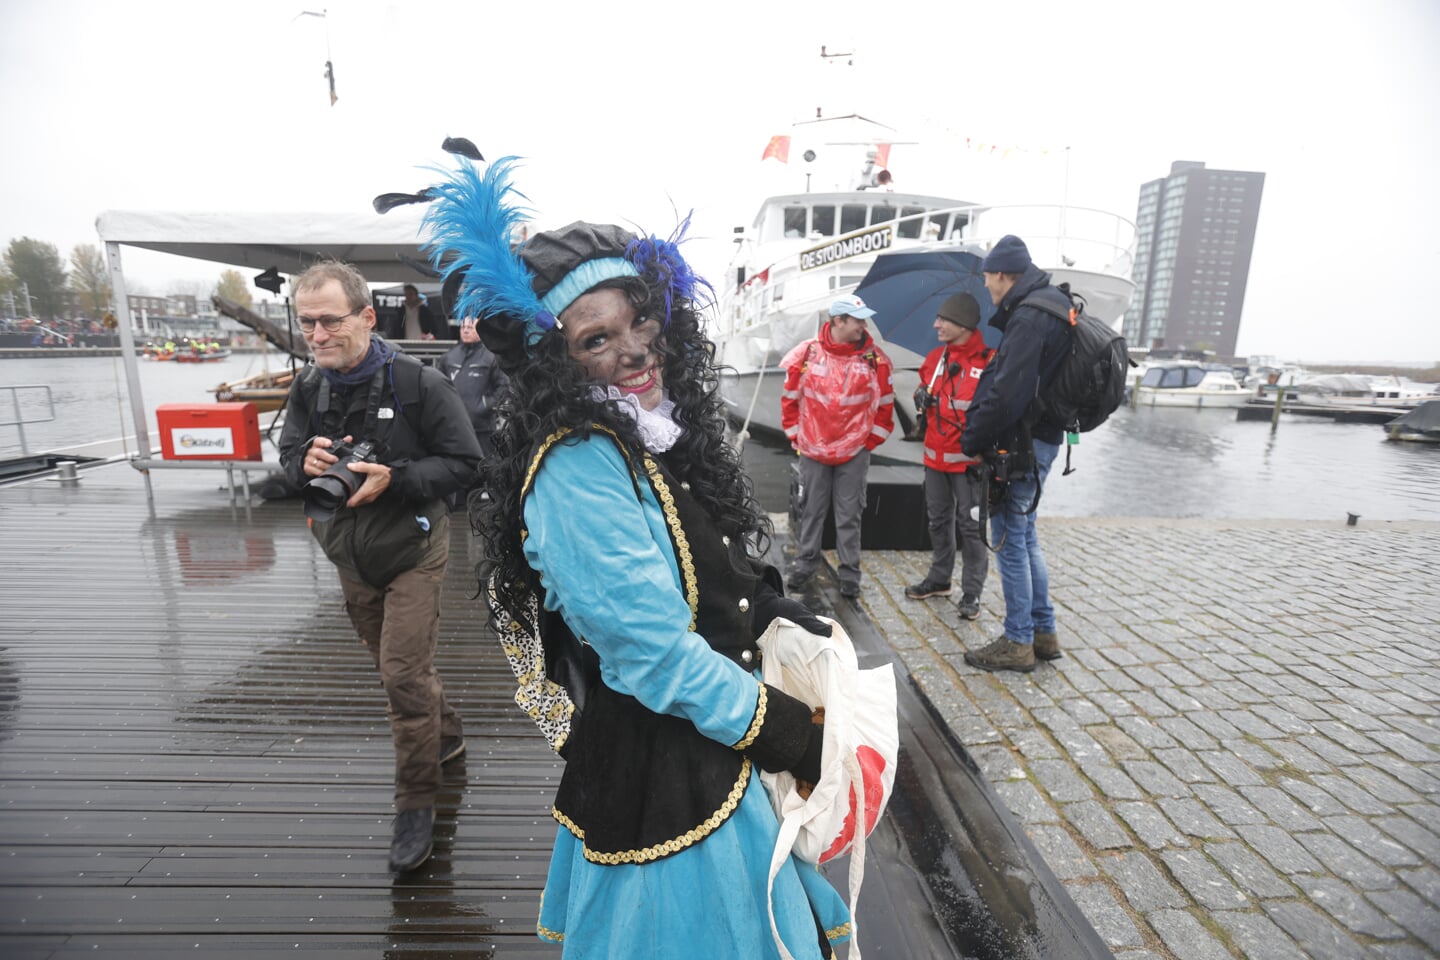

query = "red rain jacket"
(780, 323), (895, 465)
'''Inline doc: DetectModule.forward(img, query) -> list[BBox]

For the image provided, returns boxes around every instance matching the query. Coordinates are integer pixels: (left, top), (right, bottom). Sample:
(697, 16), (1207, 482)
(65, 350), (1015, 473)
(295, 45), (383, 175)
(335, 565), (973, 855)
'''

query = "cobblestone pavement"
(851, 518), (1440, 960)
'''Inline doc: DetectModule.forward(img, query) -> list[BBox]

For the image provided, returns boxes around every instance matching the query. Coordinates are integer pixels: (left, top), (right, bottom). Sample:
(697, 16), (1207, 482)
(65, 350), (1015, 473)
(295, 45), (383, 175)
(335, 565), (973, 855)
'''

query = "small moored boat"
(1384, 399), (1440, 443)
(1132, 361), (1248, 409)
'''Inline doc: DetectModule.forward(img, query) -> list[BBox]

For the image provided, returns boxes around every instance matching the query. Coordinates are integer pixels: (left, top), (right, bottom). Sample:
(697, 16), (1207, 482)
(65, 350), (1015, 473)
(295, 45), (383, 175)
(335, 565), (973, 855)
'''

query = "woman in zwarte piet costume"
(421, 156), (851, 959)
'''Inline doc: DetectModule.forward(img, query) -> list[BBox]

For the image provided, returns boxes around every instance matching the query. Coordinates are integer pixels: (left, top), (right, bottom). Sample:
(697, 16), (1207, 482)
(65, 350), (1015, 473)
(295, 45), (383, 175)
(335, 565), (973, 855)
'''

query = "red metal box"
(155, 402), (262, 461)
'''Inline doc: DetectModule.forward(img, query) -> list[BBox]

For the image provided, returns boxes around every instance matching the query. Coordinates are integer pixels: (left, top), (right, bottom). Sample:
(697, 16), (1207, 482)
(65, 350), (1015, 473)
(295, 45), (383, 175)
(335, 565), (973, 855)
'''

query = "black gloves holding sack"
(752, 579), (831, 638)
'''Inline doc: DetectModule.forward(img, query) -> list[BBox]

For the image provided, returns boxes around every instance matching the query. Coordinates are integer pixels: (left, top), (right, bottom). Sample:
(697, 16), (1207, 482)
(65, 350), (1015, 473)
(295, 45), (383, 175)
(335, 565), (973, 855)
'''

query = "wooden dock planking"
(0, 463), (564, 956)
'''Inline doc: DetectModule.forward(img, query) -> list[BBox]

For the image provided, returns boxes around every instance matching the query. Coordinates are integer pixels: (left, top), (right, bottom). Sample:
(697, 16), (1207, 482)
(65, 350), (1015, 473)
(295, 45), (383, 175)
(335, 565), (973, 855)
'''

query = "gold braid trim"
(826, 922), (853, 942)
(640, 452), (699, 630)
(553, 757), (752, 865)
(732, 680), (767, 751)
(519, 424), (637, 545)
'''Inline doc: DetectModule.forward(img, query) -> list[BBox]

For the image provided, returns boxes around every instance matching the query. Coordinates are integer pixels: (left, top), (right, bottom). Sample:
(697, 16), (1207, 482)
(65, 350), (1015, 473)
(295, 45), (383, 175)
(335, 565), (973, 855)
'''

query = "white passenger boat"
(713, 116), (1136, 465)
(1132, 361), (1249, 409)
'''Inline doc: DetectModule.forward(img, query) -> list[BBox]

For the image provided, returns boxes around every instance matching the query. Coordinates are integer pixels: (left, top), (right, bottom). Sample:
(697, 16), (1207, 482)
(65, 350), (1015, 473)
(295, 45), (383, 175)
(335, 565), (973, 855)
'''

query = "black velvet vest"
(550, 449), (766, 864)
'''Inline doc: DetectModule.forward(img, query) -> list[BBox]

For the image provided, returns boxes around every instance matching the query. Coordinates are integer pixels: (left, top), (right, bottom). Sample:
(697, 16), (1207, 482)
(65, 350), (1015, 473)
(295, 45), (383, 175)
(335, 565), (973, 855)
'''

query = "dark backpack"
(1021, 283), (1133, 434)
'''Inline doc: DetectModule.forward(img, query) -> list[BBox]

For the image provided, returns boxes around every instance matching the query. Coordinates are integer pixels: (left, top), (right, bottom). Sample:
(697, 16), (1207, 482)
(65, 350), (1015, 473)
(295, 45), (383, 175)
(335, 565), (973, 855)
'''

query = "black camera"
(979, 448), (1017, 485)
(302, 439), (378, 521)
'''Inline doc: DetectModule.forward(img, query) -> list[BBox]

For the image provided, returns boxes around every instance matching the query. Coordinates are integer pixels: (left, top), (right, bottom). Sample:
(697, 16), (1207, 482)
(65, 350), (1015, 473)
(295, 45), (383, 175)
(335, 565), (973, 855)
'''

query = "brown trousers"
(340, 534), (463, 811)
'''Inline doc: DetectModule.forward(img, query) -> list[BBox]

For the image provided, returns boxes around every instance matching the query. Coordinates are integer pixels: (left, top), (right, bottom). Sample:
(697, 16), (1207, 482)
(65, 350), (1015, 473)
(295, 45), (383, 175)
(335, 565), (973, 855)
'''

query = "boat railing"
(719, 201), (1136, 338)
(0, 384), (56, 457)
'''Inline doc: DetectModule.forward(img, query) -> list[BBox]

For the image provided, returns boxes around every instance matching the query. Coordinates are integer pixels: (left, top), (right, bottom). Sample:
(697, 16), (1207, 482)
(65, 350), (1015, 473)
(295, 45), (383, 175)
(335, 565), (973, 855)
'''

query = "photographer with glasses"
(278, 261), (482, 873)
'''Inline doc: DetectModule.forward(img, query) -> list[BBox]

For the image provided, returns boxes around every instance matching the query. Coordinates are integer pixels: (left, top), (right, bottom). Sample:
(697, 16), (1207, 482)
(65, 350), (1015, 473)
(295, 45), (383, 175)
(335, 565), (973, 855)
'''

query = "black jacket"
(379, 299), (450, 341)
(960, 265), (1073, 456)
(278, 348), (482, 585)
(436, 340), (508, 444)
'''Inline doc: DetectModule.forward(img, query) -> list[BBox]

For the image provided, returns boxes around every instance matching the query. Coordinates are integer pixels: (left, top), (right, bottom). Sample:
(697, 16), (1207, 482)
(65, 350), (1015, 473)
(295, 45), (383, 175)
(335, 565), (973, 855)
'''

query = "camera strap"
(310, 359), (396, 452)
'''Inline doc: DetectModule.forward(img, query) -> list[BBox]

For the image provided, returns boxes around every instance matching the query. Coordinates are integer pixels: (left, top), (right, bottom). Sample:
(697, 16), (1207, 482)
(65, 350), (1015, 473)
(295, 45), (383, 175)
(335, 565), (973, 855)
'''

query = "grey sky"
(2, 0), (1436, 363)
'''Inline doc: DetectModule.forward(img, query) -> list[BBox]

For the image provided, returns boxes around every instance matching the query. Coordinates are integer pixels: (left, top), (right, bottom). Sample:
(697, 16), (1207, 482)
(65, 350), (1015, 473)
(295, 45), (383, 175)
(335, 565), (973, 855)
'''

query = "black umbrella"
(854, 248), (1001, 358)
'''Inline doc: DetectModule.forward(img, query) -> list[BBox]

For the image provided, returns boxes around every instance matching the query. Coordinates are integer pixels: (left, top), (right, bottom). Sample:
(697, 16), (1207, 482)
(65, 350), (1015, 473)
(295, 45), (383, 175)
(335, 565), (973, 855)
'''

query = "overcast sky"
(2, 0), (1436, 363)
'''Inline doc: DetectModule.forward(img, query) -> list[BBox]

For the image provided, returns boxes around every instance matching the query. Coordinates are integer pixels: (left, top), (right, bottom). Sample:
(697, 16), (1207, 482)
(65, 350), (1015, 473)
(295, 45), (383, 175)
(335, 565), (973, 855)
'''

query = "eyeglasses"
(298, 307), (364, 333)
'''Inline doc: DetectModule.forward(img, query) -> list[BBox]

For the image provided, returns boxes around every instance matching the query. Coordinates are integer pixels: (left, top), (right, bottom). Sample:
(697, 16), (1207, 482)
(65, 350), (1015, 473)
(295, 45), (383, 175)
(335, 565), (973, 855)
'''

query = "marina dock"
(1235, 399), (1415, 425)
(0, 461), (1107, 959)
(1, 460), (1437, 958)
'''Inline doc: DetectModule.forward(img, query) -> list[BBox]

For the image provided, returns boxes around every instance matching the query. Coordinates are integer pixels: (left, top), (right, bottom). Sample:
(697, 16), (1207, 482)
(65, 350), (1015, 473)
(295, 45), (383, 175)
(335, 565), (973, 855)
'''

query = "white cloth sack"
(757, 616), (898, 960)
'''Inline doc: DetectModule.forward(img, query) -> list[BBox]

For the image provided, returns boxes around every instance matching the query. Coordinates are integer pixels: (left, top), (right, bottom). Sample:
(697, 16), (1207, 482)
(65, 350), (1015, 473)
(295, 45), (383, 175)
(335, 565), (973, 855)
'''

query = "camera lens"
(302, 475), (350, 522)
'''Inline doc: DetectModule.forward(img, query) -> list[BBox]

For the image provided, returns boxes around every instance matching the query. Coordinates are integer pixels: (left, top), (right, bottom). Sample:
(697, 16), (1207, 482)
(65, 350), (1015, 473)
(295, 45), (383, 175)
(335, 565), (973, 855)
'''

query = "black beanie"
(981, 235), (1032, 274)
(519, 222), (636, 302)
(937, 293), (981, 330)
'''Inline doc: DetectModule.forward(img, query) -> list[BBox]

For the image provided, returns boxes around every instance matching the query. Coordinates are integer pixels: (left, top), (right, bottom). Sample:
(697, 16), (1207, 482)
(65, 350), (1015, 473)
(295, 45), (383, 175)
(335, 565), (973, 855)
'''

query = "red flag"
(874, 142), (891, 169)
(761, 135), (791, 164)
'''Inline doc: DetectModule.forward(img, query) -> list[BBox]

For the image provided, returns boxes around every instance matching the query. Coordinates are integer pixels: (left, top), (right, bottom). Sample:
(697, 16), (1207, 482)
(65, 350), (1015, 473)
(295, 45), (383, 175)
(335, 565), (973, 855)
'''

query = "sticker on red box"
(168, 426), (237, 457)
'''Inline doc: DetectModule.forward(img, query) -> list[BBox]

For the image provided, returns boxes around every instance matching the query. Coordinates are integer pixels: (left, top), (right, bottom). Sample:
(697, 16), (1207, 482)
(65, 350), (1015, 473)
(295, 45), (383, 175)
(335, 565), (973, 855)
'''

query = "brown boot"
(963, 636), (1037, 673)
(1034, 630), (1062, 661)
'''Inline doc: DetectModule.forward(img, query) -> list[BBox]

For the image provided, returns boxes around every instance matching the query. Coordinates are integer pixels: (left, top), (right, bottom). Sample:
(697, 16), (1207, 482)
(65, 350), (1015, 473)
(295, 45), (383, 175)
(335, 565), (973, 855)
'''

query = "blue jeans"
(989, 439), (1059, 644)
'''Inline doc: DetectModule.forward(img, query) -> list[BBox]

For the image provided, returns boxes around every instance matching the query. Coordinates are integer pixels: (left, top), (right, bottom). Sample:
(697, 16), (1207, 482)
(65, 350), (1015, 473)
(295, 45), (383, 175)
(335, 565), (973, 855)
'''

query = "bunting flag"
(761, 135), (791, 164)
(874, 142), (891, 168)
(325, 60), (338, 106)
(963, 136), (1059, 157)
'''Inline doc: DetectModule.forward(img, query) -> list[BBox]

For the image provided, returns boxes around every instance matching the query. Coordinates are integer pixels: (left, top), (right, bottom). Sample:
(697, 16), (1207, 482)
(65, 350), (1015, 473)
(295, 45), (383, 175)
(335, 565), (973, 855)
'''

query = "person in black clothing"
(381, 283), (451, 341)
(436, 317), (508, 459)
(959, 235), (1072, 673)
(277, 261), (482, 873)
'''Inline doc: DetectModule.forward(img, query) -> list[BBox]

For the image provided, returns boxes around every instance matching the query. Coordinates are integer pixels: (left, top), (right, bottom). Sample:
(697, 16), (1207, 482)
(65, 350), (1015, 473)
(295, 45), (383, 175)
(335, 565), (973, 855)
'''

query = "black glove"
(913, 385), (932, 411)
(753, 580), (832, 638)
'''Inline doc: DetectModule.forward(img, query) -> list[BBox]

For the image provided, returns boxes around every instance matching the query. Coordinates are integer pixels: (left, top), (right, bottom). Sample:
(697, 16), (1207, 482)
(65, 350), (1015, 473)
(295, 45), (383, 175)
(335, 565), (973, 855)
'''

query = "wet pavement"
(0, 463), (563, 958)
(839, 516), (1440, 959)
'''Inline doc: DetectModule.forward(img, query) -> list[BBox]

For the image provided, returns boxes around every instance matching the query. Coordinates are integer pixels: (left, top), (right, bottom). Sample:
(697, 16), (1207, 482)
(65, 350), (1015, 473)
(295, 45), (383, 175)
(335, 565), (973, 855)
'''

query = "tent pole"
(104, 240), (154, 504)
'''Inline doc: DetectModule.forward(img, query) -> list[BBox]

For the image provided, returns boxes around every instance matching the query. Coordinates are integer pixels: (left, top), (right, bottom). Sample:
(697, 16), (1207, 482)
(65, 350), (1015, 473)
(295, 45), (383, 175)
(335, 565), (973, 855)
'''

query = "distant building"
(167, 294), (199, 318)
(1123, 161), (1264, 358)
(128, 294), (171, 319)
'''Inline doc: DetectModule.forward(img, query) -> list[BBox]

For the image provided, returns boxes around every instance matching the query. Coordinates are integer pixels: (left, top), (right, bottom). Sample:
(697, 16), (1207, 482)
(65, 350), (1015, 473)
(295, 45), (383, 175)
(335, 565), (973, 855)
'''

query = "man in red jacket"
(780, 294), (895, 598)
(904, 293), (992, 618)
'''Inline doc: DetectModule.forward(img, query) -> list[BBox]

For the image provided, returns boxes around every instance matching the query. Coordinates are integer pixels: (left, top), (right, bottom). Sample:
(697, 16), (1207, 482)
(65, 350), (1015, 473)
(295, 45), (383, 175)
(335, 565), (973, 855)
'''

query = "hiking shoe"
(957, 593), (981, 620)
(839, 581), (861, 599)
(1034, 631), (1062, 661)
(439, 735), (467, 765)
(905, 578), (952, 600)
(389, 806), (435, 873)
(964, 636), (1037, 674)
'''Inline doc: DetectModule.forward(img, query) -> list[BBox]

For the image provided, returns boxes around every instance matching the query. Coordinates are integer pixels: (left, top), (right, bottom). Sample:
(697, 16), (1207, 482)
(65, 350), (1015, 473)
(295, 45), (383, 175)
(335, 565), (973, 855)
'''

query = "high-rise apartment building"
(1122, 161), (1264, 357)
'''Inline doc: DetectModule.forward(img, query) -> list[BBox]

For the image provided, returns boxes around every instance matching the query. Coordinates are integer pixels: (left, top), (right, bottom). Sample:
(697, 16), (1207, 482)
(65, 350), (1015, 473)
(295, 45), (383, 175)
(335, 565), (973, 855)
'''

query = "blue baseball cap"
(828, 294), (876, 320)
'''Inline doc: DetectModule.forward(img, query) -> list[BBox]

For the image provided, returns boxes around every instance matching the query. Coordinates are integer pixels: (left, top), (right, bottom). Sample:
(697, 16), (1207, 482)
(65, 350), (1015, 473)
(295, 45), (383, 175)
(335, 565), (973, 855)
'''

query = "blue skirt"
(537, 772), (851, 958)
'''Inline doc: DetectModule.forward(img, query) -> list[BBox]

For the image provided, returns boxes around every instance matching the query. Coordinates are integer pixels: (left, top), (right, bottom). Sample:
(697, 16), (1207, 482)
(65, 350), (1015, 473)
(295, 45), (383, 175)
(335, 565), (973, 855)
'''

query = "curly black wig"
(471, 273), (769, 632)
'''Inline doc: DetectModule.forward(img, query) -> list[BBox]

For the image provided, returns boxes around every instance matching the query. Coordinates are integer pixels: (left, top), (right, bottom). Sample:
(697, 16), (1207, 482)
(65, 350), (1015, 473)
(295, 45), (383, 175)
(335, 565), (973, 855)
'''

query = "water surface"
(4, 355), (1438, 522)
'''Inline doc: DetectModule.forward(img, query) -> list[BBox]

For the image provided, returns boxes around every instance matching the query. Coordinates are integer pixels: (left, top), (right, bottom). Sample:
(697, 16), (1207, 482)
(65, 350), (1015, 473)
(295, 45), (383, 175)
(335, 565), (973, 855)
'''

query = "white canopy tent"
(95, 207), (435, 502)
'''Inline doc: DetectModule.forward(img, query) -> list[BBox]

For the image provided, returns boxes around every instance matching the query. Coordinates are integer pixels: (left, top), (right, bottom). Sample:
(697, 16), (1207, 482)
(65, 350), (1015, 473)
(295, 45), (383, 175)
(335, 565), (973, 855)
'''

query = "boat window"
(812, 205), (835, 236)
(1140, 368), (1165, 388)
(927, 213), (951, 240)
(783, 206), (807, 239)
(1184, 367), (1207, 387)
(896, 205), (927, 239)
(951, 213), (969, 238)
(871, 204), (896, 224)
(1160, 367), (1187, 388)
(830, 274), (868, 290)
(840, 204), (867, 234)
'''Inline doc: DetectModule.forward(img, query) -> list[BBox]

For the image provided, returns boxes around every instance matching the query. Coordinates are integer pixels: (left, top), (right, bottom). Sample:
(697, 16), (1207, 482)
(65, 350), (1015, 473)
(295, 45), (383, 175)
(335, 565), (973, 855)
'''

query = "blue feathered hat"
(421, 155), (711, 350)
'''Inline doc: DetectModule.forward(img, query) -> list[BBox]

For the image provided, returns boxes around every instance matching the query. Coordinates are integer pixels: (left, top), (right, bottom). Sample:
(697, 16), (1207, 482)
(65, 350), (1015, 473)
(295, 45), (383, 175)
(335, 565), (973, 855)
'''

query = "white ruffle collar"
(593, 385), (683, 453)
